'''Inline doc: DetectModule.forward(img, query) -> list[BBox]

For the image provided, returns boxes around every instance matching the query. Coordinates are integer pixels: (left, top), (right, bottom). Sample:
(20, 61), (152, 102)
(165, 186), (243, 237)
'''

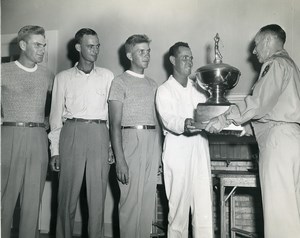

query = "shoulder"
(94, 66), (114, 79)
(55, 67), (75, 79)
(37, 64), (55, 78)
(112, 72), (127, 83)
(157, 79), (172, 95)
(1, 61), (17, 72)
(268, 50), (294, 69)
(145, 76), (158, 88)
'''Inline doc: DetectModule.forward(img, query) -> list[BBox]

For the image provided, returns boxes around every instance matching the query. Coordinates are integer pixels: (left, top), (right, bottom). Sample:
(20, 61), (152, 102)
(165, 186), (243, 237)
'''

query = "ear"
(264, 35), (272, 46)
(75, 43), (81, 53)
(169, 56), (175, 66)
(19, 40), (26, 51)
(126, 52), (132, 61)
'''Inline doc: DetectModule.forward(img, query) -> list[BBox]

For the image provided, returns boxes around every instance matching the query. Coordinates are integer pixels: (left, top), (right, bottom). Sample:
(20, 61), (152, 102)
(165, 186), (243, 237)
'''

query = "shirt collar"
(74, 62), (96, 75)
(15, 60), (38, 72)
(169, 75), (193, 88)
(126, 70), (145, 78)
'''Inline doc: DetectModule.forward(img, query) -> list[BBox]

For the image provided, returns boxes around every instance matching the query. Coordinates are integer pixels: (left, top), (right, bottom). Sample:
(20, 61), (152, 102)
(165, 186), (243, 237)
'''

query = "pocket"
(65, 89), (85, 113)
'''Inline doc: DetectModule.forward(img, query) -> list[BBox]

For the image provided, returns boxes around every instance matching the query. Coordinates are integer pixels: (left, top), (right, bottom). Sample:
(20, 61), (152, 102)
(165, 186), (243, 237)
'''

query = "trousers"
(254, 122), (300, 238)
(1, 126), (48, 238)
(162, 132), (213, 238)
(56, 121), (110, 238)
(118, 129), (161, 238)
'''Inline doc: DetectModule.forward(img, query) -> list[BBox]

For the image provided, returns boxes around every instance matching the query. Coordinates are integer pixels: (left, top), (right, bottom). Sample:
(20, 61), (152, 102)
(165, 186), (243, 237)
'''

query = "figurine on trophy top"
(194, 33), (243, 134)
(214, 33), (223, 64)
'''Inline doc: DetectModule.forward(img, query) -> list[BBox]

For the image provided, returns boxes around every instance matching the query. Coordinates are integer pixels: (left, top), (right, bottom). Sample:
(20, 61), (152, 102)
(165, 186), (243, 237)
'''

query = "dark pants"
(1, 126), (48, 238)
(56, 121), (110, 238)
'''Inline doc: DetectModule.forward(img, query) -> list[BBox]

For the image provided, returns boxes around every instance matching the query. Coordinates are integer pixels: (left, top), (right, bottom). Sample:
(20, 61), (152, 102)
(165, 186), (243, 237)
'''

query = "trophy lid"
(197, 62), (240, 74)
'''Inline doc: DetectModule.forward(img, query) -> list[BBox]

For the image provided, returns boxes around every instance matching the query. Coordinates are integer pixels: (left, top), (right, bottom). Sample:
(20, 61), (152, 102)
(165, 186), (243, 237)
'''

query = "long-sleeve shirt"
(48, 64), (114, 156)
(156, 75), (207, 135)
(228, 49), (300, 126)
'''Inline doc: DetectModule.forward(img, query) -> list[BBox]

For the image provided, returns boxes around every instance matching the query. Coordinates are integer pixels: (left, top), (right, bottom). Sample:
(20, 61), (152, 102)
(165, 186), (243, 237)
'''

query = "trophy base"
(195, 103), (230, 123)
(195, 103), (243, 135)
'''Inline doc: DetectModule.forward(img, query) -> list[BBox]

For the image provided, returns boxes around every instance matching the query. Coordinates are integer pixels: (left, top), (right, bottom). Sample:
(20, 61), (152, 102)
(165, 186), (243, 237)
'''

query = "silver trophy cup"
(195, 34), (241, 123)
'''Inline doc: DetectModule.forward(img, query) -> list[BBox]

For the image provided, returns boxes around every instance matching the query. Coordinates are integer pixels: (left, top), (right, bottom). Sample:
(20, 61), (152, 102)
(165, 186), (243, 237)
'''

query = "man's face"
(172, 46), (193, 77)
(253, 34), (269, 63)
(128, 42), (151, 70)
(78, 34), (100, 63)
(22, 34), (46, 64)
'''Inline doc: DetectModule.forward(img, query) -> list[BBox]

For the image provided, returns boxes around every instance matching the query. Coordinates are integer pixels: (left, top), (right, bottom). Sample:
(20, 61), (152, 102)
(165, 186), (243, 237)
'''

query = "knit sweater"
(1, 61), (54, 123)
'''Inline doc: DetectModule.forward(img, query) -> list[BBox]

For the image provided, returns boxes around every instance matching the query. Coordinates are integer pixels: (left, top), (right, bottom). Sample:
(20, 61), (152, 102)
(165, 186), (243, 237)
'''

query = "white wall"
(2, 0), (300, 235)
(2, 0), (300, 95)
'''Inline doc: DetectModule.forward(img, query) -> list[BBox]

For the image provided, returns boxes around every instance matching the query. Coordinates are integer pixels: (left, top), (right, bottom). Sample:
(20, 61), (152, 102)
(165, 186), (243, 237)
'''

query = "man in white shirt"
(48, 28), (114, 238)
(156, 42), (213, 238)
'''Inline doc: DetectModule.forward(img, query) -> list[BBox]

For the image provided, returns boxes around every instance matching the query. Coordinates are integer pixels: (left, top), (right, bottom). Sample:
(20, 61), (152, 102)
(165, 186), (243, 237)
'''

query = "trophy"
(195, 34), (242, 132)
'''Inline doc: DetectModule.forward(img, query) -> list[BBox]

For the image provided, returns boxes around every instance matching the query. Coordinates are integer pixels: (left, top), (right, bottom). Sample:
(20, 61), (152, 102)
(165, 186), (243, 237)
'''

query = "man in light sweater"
(1, 25), (53, 238)
(108, 34), (161, 238)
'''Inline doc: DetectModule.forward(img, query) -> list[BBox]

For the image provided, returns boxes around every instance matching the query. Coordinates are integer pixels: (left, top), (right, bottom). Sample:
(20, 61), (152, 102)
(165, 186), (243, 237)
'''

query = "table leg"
(220, 182), (226, 238)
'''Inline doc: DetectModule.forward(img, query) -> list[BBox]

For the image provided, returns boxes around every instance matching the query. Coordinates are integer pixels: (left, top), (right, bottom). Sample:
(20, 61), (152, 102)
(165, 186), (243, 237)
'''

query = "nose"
(92, 47), (99, 54)
(39, 46), (46, 54)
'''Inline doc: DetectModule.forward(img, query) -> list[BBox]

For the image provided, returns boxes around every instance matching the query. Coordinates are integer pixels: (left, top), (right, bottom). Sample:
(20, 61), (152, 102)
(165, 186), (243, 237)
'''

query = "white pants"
(162, 132), (213, 238)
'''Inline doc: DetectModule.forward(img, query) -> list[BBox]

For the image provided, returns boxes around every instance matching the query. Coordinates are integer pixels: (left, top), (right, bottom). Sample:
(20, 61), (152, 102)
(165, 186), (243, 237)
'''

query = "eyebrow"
(34, 42), (47, 47)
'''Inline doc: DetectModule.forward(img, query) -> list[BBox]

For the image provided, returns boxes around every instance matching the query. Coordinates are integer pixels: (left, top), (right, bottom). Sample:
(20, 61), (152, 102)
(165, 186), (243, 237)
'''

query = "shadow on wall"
(162, 51), (172, 81)
(247, 40), (262, 86)
(1, 37), (20, 63)
(118, 44), (131, 72)
(67, 38), (79, 67)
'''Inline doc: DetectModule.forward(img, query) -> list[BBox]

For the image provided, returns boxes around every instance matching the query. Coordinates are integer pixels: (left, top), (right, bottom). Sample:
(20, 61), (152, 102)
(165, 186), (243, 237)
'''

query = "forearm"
(110, 124), (125, 163)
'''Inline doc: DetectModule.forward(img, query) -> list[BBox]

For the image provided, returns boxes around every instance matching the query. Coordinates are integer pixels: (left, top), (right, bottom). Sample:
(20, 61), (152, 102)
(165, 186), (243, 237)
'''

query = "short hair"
(258, 24), (286, 44)
(17, 25), (45, 43)
(125, 34), (151, 53)
(169, 42), (190, 57)
(75, 28), (97, 44)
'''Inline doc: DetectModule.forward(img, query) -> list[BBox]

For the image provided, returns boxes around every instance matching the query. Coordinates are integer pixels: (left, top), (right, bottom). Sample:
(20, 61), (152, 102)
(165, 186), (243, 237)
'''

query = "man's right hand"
(116, 159), (129, 185)
(50, 155), (60, 172)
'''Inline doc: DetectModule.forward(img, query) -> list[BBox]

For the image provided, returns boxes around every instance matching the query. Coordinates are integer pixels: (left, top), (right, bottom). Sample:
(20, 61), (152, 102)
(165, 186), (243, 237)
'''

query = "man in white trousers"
(156, 42), (213, 238)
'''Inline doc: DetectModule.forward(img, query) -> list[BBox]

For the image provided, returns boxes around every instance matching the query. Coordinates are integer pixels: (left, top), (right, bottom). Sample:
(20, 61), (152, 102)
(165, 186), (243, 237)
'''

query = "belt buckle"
(16, 122), (25, 127)
(136, 125), (143, 129)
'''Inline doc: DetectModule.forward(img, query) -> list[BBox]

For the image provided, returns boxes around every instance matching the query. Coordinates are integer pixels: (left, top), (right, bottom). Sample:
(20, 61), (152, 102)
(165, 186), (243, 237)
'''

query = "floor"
(10, 231), (111, 238)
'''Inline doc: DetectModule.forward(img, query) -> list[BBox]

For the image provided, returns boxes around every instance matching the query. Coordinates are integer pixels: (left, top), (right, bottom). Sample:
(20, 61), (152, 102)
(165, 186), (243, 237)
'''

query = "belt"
(67, 118), (106, 124)
(121, 125), (156, 130)
(2, 122), (45, 128)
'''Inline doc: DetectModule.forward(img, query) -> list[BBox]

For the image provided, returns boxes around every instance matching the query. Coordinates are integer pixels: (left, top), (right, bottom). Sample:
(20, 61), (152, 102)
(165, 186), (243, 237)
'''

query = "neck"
(173, 72), (188, 87)
(130, 65), (145, 75)
(77, 59), (94, 74)
(18, 54), (36, 68)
